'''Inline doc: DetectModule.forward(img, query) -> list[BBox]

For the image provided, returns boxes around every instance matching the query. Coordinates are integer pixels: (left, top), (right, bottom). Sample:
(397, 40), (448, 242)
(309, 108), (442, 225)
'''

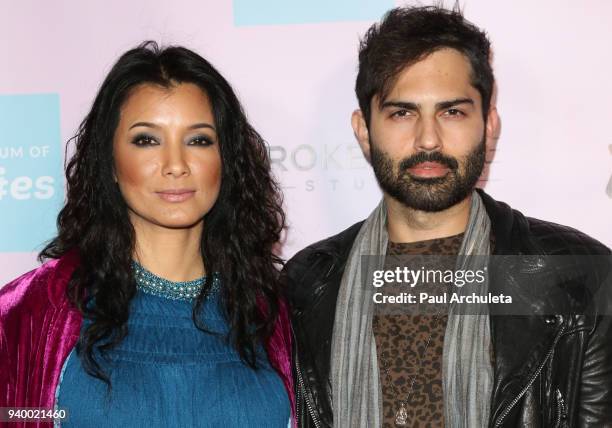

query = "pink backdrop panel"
(1, 0), (610, 285)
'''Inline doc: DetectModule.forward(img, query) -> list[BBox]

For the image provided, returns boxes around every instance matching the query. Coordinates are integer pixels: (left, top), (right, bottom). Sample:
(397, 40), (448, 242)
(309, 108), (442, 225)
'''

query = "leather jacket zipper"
(493, 317), (566, 427)
(554, 388), (567, 427)
(295, 351), (323, 428)
(296, 371), (302, 426)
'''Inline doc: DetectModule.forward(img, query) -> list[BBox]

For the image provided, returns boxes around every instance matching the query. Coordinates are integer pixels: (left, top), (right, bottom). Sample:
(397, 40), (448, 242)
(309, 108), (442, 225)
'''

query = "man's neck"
(385, 193), (472, 243)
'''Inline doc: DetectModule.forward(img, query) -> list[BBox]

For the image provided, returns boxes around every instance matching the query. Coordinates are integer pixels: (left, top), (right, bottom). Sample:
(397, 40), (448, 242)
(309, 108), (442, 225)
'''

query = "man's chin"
(394, 188), (474, 212)
(407, 174), (449, 185)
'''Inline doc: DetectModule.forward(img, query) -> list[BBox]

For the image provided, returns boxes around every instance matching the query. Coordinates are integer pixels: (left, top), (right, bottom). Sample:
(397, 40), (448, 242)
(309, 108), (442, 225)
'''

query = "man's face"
(353, 48), (496, 212)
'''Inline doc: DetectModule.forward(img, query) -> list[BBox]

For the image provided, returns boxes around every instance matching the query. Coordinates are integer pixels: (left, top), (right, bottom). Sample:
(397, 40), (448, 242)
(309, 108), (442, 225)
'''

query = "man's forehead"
(378, 48), (480, 106)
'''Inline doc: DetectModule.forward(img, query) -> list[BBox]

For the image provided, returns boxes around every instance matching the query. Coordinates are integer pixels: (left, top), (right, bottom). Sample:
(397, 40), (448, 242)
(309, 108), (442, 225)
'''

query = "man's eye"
(445, 108), (464, 117)
(391, 109), (410, 118)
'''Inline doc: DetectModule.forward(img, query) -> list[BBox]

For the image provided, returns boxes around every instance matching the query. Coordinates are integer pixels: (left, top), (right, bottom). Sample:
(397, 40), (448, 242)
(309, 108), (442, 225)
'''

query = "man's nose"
(413, 116), (442, 152)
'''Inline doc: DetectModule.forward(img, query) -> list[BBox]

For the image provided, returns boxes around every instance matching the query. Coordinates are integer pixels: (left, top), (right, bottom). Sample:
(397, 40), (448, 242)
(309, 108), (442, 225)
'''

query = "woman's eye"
(187, 136), (214, 146)
(130, 135), (159, 146)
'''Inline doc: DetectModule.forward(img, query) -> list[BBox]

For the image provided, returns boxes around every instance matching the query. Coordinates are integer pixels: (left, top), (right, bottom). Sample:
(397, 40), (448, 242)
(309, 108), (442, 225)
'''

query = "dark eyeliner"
(188, 135), (214, 146)
(130, 133), (158, 146)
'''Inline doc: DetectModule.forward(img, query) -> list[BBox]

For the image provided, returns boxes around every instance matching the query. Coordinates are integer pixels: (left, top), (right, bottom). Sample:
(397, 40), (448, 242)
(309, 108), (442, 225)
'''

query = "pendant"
(395, 402), (408, 427)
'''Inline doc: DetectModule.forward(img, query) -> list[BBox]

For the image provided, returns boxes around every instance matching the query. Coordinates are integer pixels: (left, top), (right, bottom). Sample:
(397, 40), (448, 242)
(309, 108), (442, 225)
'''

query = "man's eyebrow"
(380, 98), (474, 111)
(435, 98), (474, 110)
(380, 101), (419, 110)
(128, 121), (216, 131)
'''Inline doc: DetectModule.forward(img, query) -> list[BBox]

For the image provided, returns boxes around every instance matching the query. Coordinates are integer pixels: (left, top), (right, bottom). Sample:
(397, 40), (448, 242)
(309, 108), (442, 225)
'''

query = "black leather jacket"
(283, 190), (612, 427)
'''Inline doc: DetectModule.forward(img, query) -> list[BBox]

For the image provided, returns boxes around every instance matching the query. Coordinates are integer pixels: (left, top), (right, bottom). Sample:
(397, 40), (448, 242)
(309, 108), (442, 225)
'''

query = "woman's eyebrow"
(128, 121), (216, 131)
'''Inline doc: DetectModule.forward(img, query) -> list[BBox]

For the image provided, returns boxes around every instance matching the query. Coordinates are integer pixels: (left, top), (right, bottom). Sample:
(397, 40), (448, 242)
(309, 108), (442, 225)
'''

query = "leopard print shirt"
(372, 233), (464, 428)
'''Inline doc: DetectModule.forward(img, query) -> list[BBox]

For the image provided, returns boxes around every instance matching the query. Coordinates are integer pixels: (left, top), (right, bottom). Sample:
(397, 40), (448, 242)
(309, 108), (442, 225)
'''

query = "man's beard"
(370, 137), (486, 212)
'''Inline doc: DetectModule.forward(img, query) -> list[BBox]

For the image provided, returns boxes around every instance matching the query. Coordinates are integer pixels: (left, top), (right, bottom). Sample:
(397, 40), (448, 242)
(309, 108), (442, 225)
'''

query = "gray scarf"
(330, 191), (493, 427)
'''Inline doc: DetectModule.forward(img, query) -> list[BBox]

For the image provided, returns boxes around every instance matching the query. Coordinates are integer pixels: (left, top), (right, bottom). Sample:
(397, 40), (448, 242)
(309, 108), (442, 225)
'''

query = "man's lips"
(155, 189), (196, 202)
(406, 161), (451, 178)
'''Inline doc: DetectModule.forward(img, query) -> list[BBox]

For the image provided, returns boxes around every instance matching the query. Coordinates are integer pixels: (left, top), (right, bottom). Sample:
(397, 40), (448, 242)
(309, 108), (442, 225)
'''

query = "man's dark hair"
(356, 4), (494, 124)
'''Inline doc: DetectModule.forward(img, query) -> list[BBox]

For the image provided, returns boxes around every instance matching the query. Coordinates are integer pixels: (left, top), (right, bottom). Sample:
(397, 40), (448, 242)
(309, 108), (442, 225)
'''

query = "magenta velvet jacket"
(0, 251), (295, 427)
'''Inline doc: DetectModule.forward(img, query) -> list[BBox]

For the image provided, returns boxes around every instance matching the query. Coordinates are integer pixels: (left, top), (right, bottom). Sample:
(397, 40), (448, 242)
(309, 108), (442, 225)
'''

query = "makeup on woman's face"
(113, 82), (222, 231)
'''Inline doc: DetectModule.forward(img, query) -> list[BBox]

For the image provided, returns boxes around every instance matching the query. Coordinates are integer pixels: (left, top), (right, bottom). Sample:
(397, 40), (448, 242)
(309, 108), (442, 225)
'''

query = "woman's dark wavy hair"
(40, 41), (285, 383)
(356, 3), (494, 125)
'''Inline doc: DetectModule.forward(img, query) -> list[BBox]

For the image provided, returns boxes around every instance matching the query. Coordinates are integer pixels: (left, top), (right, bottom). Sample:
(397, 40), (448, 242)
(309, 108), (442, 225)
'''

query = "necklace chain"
(374, 314), (442, 427)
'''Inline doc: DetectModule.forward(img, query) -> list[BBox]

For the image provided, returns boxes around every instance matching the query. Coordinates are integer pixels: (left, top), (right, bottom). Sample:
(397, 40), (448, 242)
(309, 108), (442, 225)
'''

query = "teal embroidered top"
(55, 267), (290, 427)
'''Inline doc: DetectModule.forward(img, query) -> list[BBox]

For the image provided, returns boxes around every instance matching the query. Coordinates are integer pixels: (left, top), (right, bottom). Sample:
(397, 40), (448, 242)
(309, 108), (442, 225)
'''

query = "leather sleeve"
(577, 315), (612, 426)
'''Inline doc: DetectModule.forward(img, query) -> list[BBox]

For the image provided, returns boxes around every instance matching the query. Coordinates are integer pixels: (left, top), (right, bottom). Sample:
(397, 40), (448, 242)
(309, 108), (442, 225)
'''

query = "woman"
(0, 42), (293, 427)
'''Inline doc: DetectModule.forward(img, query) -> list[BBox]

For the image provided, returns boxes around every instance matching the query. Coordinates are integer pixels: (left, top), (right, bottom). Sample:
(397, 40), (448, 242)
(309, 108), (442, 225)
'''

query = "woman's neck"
(131, 216), (205, 282)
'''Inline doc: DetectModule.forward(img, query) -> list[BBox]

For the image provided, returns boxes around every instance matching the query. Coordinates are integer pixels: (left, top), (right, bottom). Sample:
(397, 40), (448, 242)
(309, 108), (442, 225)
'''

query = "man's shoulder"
(282, 221), (364, 310)
(479, 189), (609, 255)
(522, 215), (610, 256)
(284, 220), (364, 276)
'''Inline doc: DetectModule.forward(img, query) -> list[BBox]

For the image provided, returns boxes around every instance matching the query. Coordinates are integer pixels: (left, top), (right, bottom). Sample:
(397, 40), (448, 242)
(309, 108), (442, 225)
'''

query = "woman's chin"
(145, 216), (204, 231)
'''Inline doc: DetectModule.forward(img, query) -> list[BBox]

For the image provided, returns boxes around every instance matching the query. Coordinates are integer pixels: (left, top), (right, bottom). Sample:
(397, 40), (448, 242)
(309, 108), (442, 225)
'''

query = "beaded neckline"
(132, 261), (219, 301)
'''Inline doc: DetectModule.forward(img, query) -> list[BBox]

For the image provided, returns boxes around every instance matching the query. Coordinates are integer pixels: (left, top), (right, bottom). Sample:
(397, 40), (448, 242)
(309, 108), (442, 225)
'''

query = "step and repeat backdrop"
(1, 0), (611, 284)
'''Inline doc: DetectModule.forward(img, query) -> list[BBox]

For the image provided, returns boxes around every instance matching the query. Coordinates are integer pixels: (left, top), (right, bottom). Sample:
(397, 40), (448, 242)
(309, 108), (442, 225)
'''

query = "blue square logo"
(233, 0), (393, 26)
(0, 94), (63, 252)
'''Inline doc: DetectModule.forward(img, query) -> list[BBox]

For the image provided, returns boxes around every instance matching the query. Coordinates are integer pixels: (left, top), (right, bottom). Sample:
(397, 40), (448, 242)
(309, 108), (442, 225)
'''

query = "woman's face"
(113, 82), (222, 230)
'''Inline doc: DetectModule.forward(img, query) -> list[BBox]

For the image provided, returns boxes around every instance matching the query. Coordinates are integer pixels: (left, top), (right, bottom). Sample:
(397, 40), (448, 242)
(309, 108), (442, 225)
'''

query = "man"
(284, 5), (611, 428)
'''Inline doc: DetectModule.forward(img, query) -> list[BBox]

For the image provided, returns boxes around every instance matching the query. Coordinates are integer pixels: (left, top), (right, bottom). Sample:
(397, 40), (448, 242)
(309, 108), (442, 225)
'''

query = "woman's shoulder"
(0, 251), (80, 322)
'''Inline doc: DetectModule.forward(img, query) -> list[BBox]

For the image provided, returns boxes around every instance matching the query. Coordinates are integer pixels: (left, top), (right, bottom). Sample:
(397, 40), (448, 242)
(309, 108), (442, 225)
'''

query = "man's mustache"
(399, 151), (459, 171)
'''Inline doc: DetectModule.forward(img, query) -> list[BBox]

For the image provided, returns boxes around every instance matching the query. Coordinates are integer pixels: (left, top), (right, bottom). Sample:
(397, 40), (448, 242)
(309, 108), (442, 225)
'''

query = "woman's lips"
(407, 161), (450, 178)
(155, 189), (196, 202)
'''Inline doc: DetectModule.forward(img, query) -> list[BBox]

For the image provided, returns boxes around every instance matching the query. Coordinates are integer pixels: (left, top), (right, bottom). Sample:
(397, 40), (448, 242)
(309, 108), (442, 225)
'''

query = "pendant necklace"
(373, 314), (441, 427)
